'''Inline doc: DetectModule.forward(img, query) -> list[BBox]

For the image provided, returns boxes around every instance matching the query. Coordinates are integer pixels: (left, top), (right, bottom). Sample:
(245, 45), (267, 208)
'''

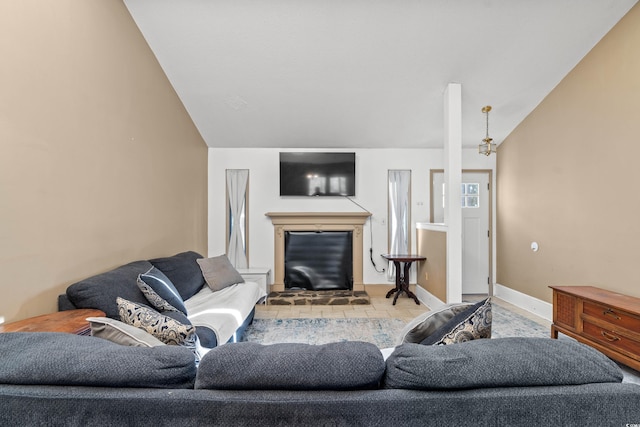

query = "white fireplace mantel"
(265, 212), (371, 292)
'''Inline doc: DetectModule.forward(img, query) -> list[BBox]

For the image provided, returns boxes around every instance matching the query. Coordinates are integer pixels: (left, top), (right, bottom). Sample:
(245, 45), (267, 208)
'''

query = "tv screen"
(280, 152), (356, 197)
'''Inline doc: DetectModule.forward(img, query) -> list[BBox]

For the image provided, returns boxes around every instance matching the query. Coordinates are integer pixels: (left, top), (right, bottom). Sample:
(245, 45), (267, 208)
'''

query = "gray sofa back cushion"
(195, 341), (385, 390)
(0, 332), (196, 389)
(66, 260), (153, 318)
(149, 251), (205, 300)
(384, 337), (623, 390)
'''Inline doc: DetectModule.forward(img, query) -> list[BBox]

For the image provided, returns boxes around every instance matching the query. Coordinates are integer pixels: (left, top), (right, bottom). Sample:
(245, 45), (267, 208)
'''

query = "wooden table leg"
(386, 261), (420, 305)
(400, 262), (420, 305)
(386, 261), (402, 300)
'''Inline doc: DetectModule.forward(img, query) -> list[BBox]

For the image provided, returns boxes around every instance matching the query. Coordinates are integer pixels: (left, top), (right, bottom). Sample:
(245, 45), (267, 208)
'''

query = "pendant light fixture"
(478, 105), (496, 156)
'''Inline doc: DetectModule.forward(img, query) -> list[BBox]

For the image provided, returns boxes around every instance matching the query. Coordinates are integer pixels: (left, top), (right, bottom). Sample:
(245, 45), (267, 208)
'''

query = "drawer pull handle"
(602, 308), (621, 320)
(600, 331), (620, 342)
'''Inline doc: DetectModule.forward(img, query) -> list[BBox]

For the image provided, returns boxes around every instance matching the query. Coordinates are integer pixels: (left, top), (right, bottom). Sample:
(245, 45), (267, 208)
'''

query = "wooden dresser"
(550, 286), (640, 371)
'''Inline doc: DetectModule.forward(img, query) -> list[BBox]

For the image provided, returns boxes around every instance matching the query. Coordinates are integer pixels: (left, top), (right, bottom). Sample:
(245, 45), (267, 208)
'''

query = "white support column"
(444, 83), (462, 303)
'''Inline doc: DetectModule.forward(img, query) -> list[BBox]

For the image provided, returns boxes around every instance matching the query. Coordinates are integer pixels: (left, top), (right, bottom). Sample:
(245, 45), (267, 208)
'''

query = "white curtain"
(226, 169), (249, 269)
(387, 170), (411, 281)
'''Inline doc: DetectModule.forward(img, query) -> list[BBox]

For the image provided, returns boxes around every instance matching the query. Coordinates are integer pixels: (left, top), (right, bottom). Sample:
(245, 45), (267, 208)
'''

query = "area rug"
(490, 303), (549, 339)
(241, 318), (403, 348)
(241, 303), (550, 349)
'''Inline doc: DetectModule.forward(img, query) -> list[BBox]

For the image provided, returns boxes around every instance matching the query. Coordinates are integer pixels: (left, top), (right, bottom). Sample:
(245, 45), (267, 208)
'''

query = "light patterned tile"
(254, 311), (277, 319)
(322, 311), (347, 319)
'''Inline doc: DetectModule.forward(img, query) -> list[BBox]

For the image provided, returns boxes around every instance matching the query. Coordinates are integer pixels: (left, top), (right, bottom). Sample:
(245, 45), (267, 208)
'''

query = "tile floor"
(255, 284), (552, 331)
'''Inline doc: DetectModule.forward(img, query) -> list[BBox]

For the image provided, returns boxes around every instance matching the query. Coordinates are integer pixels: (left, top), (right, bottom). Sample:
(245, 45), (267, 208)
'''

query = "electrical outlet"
(424, 272), (429, 281)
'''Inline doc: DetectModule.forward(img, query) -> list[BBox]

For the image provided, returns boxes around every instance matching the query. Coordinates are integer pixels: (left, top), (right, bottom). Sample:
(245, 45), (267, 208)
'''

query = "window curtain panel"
(387, 170), (410, 281)
(226, 169), (249, 269)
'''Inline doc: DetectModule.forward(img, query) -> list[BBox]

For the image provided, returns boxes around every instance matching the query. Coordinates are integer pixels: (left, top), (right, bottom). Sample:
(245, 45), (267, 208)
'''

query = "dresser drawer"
(582, 321), (640, 360)
(583, 301), (640, 332)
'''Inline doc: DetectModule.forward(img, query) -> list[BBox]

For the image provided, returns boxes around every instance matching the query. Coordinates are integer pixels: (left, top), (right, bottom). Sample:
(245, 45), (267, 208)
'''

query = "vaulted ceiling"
(124, 0), (637, 149)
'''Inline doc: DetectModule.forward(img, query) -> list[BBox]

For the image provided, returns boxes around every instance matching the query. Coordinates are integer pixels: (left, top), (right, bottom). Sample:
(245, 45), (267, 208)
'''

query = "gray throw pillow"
(195, 341), (385, 390)
(197, 255), (244, 292)
(384, 337), (623, 390)
(88, 316), (165, 347)
(0, 332), (196, 388)
(137, 266), (188, 315)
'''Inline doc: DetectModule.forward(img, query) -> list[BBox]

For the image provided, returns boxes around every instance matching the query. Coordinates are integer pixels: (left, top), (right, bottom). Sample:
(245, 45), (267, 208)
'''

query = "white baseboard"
(415, 286), (446, 309)
(493, 283), (552, 322)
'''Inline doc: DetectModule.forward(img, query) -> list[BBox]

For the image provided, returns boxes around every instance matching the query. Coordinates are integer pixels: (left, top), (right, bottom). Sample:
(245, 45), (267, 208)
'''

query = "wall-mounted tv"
(280, 152), (356, 197)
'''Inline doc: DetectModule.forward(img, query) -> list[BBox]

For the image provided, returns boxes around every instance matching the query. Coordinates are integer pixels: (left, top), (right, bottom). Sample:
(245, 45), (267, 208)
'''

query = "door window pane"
(462, 182), (479, 208)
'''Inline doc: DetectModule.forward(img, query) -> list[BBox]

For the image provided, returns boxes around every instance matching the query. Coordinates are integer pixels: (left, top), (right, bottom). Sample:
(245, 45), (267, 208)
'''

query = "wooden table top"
(0, 309), (105, 334)
(381, 254), (426, 262)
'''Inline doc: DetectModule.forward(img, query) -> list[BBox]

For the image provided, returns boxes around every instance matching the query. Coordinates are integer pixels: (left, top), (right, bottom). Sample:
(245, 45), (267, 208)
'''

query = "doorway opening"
(430, 169), (493, 296)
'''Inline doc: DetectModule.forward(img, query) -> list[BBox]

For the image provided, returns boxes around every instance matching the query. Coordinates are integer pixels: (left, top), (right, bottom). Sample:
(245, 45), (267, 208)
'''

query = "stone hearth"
(267, 290), (370, 305)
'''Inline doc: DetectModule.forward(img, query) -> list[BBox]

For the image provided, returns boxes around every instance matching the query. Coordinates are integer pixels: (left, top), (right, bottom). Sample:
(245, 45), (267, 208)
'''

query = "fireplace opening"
(284, 231), (353, 290)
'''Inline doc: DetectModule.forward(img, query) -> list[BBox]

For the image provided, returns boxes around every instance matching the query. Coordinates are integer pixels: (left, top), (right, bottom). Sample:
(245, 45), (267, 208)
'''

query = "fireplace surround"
(265, 212), (371, 292)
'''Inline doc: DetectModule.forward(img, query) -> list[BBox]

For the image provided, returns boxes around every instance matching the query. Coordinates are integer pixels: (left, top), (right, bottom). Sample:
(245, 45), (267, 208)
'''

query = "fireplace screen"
(284, 231), (353, 290)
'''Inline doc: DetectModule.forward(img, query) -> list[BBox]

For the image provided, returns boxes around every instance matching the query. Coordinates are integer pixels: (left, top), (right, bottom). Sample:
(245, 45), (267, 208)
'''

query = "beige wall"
(416, 228), (447, 302)
(497, 4), (640, 302)
(0, 1), (208, 322)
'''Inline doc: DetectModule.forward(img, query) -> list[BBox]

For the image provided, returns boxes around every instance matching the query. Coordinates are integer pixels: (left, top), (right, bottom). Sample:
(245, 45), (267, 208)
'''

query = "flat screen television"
(280, 152), (356, 197)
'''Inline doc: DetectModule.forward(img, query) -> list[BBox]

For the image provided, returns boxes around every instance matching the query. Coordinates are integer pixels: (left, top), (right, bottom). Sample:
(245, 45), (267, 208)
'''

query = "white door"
(432, 171), (490, 294)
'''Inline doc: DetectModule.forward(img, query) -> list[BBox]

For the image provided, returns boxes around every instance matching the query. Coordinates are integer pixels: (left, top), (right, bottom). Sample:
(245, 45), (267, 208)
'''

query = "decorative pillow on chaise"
(196, 254), (245, 292)
(117, 297), (202, 363)
(117, 297), (195, 346)
(384, 338), (623, 390)
(420, 298), (491, 345)
(137, 266), (188, 315)
(397, 300), (481, 344)
(195, 341), (385, 391)
(88, 316), (165, 347)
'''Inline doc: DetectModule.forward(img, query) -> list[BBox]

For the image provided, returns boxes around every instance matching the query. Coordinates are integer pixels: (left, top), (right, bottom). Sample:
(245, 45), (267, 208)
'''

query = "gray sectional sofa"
(1, 333), (639, 426)
(2, 251), (639, 425)
(57, 251), (265, 349)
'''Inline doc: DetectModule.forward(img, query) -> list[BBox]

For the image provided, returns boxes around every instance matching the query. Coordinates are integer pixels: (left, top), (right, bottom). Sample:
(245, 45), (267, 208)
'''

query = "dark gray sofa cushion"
(0, 332), (196, 389)
(66, 260), (153, 319)
(195, 341), (385, 390)
(384, 337), (623, 390)
(149, 251), (205, 300)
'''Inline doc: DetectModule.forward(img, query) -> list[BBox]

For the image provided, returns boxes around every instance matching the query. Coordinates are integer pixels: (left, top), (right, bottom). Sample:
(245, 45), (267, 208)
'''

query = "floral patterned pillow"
(420, 298), (492, 345)
(117, 297), (195, 346)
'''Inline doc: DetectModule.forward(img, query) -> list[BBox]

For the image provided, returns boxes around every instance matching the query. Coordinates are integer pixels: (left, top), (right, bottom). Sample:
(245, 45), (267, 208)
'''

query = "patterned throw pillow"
(117, 297), (195, 346)
(397, 301), (479, 345)
(137, 267), (188, 315)
(420, 298), (492, 345)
